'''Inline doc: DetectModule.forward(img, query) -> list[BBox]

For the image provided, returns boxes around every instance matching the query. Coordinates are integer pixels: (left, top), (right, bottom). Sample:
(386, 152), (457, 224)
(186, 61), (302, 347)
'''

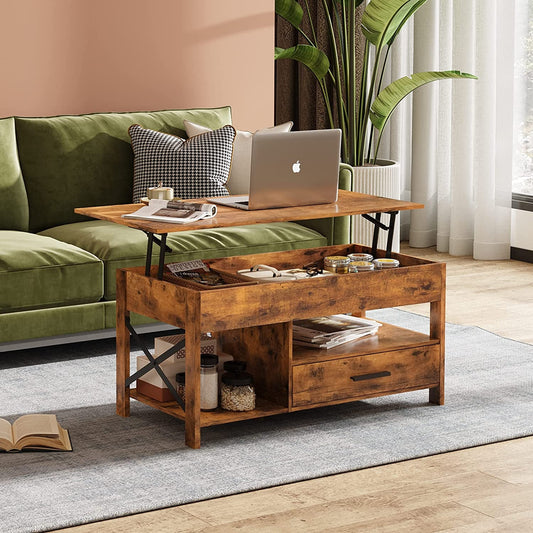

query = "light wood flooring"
(56, 246), (533, 533)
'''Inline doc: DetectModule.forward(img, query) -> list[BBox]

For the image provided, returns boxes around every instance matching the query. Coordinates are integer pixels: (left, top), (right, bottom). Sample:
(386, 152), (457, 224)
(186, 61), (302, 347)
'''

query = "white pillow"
(184, 120), (293, 194)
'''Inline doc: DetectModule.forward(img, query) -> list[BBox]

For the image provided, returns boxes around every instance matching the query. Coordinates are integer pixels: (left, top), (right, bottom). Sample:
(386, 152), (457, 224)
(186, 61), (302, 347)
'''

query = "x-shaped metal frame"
(361, 211), (399, 258)
(124, 316), (186, 410)
(144, 231), (172, 279)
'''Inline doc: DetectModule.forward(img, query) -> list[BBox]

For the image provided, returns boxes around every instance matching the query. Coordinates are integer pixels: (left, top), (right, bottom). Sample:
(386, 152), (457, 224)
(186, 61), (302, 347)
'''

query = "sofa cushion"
(184, 120), (293, 195)
(39, 220), (328, 300)
(129, 124), (235, 203)
(0, 231), (104, 313)
(0, 118), (29, 231)
(14, 107), (232, 233)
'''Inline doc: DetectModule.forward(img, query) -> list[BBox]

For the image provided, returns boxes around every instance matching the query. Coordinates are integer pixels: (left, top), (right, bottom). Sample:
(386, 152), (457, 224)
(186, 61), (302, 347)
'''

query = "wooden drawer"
(292, 345), (440, 407)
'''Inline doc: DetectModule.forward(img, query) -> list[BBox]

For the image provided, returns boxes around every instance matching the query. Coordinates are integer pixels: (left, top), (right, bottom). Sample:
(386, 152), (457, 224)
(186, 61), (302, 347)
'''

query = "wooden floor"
(57, 246), (533, 533)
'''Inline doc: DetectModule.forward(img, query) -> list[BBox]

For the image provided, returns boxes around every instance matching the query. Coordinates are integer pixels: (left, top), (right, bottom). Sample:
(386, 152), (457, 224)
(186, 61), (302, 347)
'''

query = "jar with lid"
(200, 354), (219, 411)
(175, 372), (186, 405)
(373, 258), (400, 269)
(220, 360), (256, 411)
(324, 256), (350, 274)
(348, 252), (374, 262)
(348, 262), (358, 273)
(350, 260), (374, 271)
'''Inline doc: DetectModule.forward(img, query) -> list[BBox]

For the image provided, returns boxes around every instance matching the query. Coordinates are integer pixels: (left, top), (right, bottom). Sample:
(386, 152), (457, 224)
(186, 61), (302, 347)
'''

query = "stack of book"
(293, 314), (381, 349)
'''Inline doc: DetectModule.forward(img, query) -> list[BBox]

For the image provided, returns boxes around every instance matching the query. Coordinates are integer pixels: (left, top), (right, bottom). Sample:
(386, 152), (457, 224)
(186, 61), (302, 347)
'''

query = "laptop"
(211, 129), (341, 210)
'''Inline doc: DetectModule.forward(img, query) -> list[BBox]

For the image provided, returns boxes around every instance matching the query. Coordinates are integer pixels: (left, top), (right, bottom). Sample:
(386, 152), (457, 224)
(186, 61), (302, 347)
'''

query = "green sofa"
(0, 107), (354, 351)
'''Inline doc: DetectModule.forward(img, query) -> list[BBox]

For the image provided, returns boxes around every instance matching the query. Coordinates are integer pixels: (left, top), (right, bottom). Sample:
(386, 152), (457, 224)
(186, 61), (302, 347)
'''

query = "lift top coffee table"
(77, 191), (444, 450)
(115, 243), (445, 449)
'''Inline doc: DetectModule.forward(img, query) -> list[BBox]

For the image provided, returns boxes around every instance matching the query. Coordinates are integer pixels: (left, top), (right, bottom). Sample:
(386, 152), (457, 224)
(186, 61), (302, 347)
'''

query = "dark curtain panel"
(275, 1), (365, 131)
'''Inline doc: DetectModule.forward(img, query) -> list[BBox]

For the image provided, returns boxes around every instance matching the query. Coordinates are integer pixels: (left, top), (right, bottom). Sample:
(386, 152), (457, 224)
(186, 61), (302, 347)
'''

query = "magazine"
(123, 199), (217, 224)
(293, 314), (381, 349)
(166, 259), (227, 286)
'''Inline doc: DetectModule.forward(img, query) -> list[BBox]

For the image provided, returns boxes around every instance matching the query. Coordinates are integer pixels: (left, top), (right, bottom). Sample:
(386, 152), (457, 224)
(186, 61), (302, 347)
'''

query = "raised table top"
(75, 190), (423, 235)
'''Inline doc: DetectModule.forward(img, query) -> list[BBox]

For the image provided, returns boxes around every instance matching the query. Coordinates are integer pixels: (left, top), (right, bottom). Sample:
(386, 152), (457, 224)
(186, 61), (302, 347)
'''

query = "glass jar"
(348, 262), (358, 273)
(220, 371), (256, 412)
(175, 372), (186, 405)
(373, 258), (400, 269)
(200, 354), (219, 411)
(324, 256), (351, 274)
(348, 252), (374, 262)
(350, 260), (374, 271)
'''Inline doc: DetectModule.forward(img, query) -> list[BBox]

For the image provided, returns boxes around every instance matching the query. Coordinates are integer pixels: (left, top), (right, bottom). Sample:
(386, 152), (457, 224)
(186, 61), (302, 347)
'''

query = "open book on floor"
(0, 414), (72, 452)
(123, 199), (217, 224)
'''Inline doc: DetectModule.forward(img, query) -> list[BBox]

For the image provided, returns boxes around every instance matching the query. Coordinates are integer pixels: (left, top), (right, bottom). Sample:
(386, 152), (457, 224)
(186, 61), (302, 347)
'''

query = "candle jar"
(373, 258), (400, 269)
(324, 256), (350, 274)
(350, 260), (374, 271)
(348, 252), (374, 262)
(200, 354), (219, 411)
(147, 182), (174, 200)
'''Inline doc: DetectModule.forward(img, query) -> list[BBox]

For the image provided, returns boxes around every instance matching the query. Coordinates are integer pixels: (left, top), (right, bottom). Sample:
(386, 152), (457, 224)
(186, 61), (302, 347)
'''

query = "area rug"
(1, 309), (532, 533)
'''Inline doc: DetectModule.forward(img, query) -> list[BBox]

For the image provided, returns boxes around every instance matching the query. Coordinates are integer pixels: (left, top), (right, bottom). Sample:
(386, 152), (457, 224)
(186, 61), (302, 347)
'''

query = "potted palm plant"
(275, 0), (476, 166)
(275, 0), (476, 248)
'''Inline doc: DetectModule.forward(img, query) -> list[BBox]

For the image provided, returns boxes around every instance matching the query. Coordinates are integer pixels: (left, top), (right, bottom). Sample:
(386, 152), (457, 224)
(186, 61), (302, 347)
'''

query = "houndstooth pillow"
(129, 124), (236, 202)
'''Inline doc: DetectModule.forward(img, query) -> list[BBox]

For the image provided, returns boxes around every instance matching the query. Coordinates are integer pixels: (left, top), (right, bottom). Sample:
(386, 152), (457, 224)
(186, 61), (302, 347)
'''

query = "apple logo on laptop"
(292, 160), (301, 173)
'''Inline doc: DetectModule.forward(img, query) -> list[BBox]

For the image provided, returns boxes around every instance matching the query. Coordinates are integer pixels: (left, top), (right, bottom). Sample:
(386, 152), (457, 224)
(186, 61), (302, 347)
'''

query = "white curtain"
(379, 0), (515, 260)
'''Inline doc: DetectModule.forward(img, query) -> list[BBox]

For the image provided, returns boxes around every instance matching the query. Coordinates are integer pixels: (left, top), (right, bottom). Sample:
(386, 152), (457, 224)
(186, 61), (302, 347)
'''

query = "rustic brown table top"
(75, 190), (423, 235)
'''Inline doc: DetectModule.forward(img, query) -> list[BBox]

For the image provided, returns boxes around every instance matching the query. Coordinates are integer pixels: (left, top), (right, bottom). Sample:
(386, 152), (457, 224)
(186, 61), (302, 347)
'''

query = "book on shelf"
(0, 414), (72, 452)
(123, 199), (217, 224)
(293, 314), (381, 349)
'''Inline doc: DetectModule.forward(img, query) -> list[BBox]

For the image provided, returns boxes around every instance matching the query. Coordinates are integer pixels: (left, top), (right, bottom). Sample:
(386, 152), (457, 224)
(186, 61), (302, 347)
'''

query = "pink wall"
(0, 0), (274, 130)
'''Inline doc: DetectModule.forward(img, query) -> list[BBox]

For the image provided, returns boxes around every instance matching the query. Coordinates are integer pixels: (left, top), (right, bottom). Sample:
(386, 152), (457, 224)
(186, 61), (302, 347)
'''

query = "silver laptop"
(211, 129), (341, 210)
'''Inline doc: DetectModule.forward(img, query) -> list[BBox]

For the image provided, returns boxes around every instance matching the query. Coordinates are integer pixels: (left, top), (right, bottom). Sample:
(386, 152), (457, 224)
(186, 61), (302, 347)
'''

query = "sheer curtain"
(380, 0), (515, 260)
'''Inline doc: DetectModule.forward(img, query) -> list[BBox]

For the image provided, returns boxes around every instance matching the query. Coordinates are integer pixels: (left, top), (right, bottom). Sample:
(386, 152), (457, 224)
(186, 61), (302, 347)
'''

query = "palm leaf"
(362, 0), (428, 48)
(275, 0), (303, 28)
(275, 45), (330, 80)
(370, 71), (478, 131)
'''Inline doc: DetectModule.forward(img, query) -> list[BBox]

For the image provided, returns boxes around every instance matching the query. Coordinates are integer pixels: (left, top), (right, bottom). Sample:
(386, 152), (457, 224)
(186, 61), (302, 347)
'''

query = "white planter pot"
(351, 160), (401, 253)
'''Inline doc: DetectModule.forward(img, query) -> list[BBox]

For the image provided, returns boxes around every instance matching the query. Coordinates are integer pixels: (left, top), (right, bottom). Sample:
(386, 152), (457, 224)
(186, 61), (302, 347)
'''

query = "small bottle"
(324, 256), (351, 274)
(200, 354), (219, 411)
(175, 372), (186, 405)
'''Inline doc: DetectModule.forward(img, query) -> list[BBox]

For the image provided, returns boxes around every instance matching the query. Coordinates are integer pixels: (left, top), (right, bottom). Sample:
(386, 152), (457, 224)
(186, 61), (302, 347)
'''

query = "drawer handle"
(351, 371), (391, 382)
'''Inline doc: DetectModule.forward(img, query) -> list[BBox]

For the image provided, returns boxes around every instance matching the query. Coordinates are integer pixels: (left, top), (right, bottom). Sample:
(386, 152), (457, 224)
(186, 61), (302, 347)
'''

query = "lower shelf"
(130, 389), (289, 427)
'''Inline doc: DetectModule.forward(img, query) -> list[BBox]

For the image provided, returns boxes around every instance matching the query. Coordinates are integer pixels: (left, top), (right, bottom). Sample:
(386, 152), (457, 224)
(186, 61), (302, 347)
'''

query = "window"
(513, 0), (533, 204)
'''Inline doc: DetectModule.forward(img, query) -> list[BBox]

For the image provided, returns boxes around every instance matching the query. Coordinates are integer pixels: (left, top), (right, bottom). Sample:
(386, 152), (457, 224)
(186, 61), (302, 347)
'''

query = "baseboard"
(0, 322), (179, 353)
(511, 246), (533, 264)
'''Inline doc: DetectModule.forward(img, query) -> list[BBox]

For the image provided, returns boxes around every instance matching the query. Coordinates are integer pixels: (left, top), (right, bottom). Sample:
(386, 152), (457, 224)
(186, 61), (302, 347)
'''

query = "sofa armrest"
(295, 163), (354, 245)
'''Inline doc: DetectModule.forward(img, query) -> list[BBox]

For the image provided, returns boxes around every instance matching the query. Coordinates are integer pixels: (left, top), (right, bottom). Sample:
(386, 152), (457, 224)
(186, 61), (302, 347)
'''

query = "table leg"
(116, 269), (130, 417)
(185, 306), (202, 449)
(429, 283), (446, 405)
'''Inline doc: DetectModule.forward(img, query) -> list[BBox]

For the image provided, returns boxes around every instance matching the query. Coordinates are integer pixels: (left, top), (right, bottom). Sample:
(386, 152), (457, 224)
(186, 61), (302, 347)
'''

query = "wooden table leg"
(429, 267), (446, 405)
(185, 294), (202, 448)
(116, 269), (131, 417)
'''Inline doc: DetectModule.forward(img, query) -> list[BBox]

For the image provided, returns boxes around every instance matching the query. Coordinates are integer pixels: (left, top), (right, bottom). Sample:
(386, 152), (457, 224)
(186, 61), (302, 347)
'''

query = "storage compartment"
(162, 269), (256, 290)
(292, 345), (440, 407)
